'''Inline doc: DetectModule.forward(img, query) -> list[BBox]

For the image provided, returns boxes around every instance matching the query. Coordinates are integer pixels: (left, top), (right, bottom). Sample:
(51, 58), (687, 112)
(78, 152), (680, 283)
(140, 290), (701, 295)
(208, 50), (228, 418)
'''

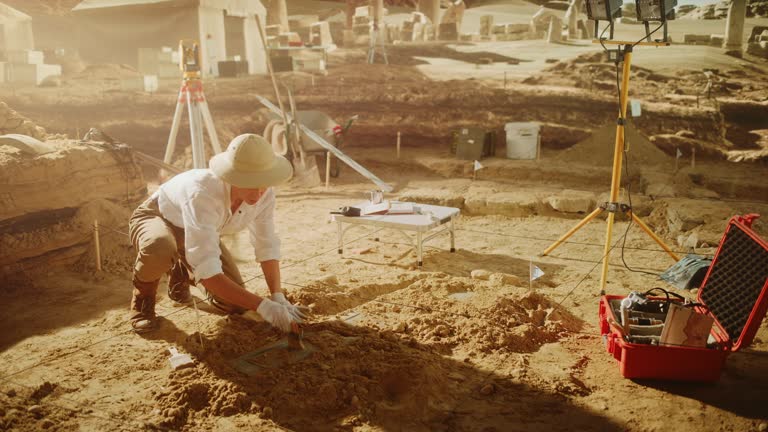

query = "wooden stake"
(93, 220), (102, 272)
(325, 151), (331, 190)
(396, 131), (401, 159)
(674, 147), (679, 172)
(691, 147), (696, 169)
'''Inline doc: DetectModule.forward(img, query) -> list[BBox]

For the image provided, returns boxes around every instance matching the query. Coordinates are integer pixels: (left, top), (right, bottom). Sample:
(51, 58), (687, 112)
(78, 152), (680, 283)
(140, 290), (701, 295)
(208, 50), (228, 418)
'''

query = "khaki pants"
(128, 196), (244, 311)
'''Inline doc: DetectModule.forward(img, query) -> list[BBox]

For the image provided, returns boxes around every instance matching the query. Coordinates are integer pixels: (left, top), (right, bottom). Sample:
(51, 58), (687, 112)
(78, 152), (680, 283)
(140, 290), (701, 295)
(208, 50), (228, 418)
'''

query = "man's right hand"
(256, 298), (301, 332)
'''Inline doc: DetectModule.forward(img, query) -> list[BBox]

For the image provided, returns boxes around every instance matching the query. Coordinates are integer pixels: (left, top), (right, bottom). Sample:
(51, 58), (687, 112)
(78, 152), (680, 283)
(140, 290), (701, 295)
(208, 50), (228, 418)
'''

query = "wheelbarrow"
(263, 110), (356, 178)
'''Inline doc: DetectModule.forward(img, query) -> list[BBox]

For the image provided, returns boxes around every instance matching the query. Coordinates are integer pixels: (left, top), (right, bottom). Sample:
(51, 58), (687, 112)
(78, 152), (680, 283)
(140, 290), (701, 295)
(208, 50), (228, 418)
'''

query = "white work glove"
(271, 292), (310, 321)
(256, 298), (300, 332)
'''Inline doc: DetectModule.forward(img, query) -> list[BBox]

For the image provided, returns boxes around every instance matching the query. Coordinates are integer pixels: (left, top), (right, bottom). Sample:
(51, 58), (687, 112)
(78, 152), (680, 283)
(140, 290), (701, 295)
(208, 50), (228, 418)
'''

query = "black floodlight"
(586, 0), (623, 20)
(635, 0), (676, 21)
(635, 0), (676, 42)
(586, 0), (623, 39)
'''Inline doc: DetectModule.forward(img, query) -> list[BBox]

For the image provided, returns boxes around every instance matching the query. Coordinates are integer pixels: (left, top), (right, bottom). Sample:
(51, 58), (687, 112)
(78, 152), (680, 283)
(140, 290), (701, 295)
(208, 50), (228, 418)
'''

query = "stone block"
(438, 22), (459, 40)
(507, 23), (530, 34)
(545, 190), (596, 213)
(6, 50), (44, 65)
(8, 63), (62, 86)
(683, 34), (710, 44)
(492, 24), (508, 34)
(709, 34), (724, 46)
(310, 21), (333, 46)
(480, 15), (494, 36)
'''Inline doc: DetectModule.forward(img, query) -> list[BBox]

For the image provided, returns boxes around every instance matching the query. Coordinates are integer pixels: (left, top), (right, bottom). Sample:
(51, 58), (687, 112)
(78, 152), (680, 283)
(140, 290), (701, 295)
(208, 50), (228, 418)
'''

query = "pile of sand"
(555, 122), (673, 168)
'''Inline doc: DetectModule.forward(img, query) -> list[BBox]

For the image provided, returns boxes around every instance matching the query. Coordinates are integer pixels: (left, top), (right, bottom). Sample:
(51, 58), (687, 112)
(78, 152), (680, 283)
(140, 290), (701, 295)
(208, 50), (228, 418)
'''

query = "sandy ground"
(2, 5), (768, 432)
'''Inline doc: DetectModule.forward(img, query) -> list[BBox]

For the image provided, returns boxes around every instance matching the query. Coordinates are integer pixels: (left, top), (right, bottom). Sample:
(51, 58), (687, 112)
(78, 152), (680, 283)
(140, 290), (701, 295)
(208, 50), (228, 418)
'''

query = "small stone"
(392, 322), (407, 333)
(434, 325), (450, 337)
(480, 384), (495, 395)
(41, 419), (55, 429)
(262, 406), (273, 418)
(318, 274), (339, 285)
(530, 309), (547, 326)
(27, 405), (43, 415)
(6, 389), (16, 397)
(489, 273), (522, 286)
(758, 423), (767, 432)
(470, 269), (491, 280)
(350, 395), (360, 407)
(319, 363), (331, 371)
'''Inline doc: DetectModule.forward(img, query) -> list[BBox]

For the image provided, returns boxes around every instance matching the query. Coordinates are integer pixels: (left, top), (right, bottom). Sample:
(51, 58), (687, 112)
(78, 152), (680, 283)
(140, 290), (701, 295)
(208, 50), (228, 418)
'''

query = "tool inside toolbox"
(608, 288), (720, 349)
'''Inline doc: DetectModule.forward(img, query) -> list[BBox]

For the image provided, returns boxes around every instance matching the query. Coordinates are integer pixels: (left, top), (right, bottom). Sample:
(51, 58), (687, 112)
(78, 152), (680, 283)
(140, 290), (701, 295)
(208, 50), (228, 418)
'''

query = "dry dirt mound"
(555, 122), (673, 168)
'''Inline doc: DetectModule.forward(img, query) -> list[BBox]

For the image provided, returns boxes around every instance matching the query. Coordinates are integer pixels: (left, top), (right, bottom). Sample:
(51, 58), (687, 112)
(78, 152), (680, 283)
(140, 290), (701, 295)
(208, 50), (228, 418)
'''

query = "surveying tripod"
(163, 40), (222, 170)
(367, 22), (388, 65)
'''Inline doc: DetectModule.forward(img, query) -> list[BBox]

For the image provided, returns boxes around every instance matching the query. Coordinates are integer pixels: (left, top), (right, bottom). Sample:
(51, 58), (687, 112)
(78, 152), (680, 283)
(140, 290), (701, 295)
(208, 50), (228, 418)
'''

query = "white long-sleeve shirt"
(154, 169), (280, 280)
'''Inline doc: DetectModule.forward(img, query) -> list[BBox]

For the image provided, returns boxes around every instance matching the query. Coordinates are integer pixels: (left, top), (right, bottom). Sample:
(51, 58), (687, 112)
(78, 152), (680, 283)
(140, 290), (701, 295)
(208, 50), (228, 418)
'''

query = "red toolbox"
(598, 214), (768, 381)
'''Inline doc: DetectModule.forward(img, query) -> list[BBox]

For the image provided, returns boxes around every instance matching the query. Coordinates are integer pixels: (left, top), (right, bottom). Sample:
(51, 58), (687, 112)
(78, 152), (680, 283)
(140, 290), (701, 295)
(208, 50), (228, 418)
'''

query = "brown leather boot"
(130, 276), (158, 333)
(167, 261), (192, 304)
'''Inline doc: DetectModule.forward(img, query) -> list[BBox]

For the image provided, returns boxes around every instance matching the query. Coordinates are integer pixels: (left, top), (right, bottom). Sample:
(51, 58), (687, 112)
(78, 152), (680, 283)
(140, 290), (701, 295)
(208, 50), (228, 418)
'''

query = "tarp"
(0, 2), (34, 52)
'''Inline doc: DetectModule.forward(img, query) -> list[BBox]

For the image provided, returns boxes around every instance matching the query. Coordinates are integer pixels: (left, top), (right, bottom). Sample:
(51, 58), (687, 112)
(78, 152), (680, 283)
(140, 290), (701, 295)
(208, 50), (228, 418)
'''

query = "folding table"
(333, 201), (460, 266)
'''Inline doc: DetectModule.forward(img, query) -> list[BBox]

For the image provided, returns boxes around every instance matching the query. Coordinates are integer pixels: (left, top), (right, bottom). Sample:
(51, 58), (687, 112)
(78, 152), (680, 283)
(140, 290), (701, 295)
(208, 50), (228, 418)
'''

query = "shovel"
(168, 346), (194, 370)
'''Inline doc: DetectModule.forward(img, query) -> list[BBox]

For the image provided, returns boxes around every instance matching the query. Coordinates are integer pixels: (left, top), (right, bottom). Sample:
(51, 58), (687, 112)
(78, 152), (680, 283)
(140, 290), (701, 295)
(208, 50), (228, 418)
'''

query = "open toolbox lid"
(697, 214), (768, 351)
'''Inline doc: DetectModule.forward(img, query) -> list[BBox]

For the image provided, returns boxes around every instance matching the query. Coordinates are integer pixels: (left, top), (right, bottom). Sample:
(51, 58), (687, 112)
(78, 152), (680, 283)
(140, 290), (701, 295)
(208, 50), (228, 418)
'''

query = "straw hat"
(209, 134), (293, 188)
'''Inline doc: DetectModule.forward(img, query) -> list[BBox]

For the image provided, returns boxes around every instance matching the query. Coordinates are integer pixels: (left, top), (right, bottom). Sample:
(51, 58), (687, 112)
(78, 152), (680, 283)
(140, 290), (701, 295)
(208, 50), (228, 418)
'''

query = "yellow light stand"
(541, 40), (678, 294)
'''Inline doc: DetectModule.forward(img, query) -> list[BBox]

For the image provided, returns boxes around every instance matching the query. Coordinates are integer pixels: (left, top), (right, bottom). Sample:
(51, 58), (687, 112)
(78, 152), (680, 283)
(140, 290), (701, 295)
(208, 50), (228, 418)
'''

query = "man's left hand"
(271, 292), (310, 321)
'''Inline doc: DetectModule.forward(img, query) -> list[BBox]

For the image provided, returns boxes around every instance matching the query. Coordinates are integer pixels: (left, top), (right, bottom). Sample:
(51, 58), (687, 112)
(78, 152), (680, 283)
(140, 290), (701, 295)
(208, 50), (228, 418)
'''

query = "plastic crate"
(599, 214), (768, 381)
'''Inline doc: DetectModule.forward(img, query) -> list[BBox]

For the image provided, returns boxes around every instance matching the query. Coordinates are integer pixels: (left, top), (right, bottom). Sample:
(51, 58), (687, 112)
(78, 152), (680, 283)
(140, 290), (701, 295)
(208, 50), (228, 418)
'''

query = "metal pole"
(397, 131), (401, 158)
(325, 152), (331, 189)
(255, 16), (290, 133)
(599, 45), (633, 293)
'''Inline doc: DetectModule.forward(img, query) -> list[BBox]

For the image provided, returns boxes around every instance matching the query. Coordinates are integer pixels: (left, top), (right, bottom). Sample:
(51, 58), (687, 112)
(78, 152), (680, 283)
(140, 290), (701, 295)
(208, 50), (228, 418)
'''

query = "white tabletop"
(333, 201), (460, 232)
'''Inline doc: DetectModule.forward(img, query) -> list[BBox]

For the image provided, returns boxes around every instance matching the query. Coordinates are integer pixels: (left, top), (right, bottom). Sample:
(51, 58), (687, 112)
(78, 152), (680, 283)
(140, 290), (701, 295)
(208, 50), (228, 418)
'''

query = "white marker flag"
(473, 160), (484, 171)
(530, 264), (544, 281)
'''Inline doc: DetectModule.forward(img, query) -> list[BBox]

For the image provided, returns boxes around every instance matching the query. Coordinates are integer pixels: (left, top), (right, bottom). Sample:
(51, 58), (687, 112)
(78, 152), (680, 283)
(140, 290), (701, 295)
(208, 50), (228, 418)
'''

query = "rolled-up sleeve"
(182, 193), (225, 280)
(247, 190), (281, 262)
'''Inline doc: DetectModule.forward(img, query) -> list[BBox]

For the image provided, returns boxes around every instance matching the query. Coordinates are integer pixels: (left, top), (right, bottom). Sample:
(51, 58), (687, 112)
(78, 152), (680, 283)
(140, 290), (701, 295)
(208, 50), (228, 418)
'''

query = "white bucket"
(505, 122), (540, 160)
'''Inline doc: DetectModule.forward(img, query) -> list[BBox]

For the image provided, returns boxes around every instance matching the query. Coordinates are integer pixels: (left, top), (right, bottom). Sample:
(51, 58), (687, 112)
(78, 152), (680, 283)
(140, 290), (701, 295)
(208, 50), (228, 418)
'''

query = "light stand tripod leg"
(628, 211), (680, 261)
(164, 88), (186, 165)
(599, 211), (618, 294)
(199, 100), (222, 154)
(541, 207), (604, 256)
